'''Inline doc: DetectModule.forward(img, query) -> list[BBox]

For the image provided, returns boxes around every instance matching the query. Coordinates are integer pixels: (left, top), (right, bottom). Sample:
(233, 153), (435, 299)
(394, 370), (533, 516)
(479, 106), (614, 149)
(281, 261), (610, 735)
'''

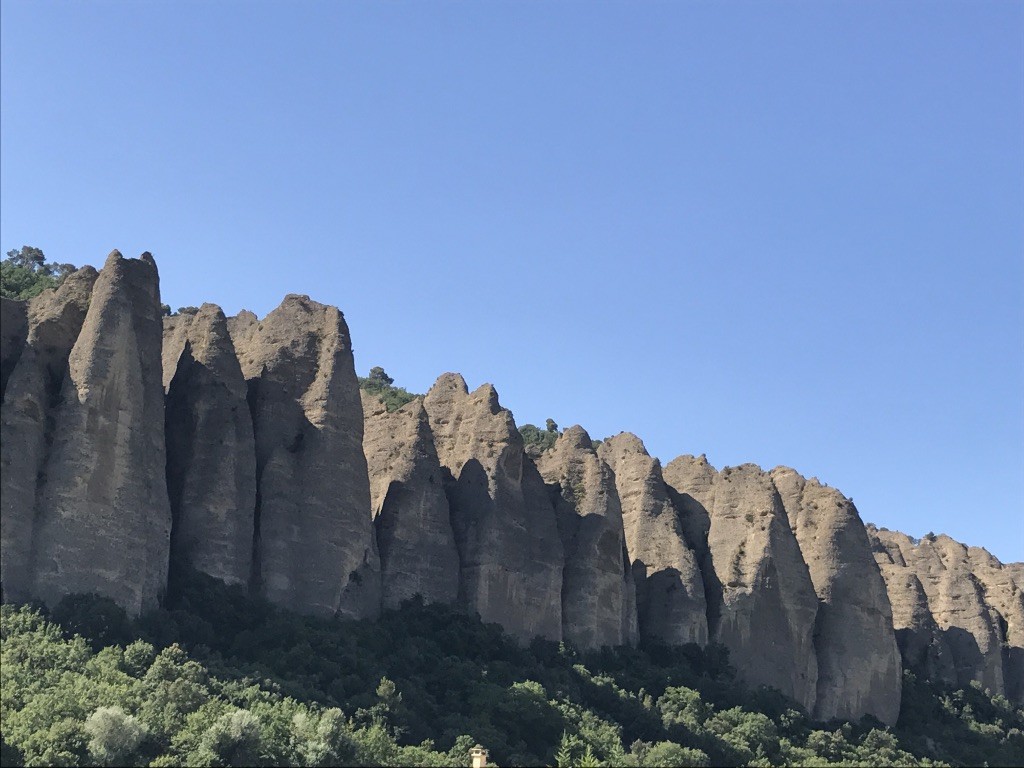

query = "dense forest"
(2, 570), (1022, 767)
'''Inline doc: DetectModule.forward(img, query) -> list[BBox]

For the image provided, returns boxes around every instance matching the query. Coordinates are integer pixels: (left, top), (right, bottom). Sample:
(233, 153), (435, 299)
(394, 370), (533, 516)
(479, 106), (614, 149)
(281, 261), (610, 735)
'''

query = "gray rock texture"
(361, 391), (459, 609)
(423, 373), (563, 642)
(868, 527), (958, 687)
(537, 426), (638, 648)
(30, 253), (170, 615)
(870, 529), (1005, 695)
(0, 297), (28, 402)
(241, 295), (378, 618)
(702, 463), (819, 713)
(598, 434), (707, 646)
(772, 468), (901, 724)
(1, 268), (98, 603)
(163, 304), (256, 587)
(966, 547), (1024, 702)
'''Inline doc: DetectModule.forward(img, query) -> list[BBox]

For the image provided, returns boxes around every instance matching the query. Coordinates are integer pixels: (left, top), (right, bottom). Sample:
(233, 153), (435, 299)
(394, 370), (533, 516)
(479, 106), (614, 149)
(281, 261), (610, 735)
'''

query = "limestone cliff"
(682, 462), (819, 714)
(772, 468), (901, 725)
(30, 252), (170, 615)
(241, 295), (379, 618)
(537, 426), (638, 648)
(361, 391), (459, 609)
(163, 304), (256, 587)
(598, 434), (707, 647)
(0, 297), (28, 402)
(1, 268), (98, 603)
(869, 527), (1022, 703)
(423, 373), (563, 642)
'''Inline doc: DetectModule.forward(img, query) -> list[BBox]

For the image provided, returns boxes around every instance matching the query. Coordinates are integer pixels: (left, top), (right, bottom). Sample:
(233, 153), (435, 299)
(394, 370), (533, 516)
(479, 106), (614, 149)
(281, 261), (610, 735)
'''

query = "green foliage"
(520, 423), (559, 455)
(3, 580), (1022, 767)
(1, 246), (76, 300)
(358, 366), (420, 412)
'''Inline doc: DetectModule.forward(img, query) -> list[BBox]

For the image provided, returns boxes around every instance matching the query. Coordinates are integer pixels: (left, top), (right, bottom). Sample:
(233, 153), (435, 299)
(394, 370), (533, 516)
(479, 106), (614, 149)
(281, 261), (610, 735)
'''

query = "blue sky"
(2, 1), (1021, 561)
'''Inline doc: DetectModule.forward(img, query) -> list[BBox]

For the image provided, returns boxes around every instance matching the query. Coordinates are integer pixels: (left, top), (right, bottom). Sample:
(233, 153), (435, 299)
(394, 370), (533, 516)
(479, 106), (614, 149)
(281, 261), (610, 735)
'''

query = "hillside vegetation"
(2, 572), (1022, 767)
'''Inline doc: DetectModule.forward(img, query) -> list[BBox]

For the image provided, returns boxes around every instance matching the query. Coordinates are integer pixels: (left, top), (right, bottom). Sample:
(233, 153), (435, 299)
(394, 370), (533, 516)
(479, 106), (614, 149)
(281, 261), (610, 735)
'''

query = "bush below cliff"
(2, 573), (1022, 767)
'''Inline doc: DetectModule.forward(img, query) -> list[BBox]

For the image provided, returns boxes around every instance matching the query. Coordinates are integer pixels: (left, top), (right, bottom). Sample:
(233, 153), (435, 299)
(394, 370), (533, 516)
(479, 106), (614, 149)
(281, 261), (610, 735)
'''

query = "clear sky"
(2, 1), (1021, 562)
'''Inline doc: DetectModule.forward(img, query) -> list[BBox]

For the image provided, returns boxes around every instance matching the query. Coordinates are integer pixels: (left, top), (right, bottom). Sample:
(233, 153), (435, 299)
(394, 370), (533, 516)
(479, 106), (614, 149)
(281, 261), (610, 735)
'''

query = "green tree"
(0, 246), (76, 300)
(84, 705), (148, 766)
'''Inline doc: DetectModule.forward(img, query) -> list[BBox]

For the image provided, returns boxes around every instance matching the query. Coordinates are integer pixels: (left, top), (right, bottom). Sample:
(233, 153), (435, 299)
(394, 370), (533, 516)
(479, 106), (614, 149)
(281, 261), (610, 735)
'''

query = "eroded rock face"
(242, 295), (378, 618)
(966, 547), (1024, 703)
(0, 297), (28, 402)
(772, 468), (901, 724)
(702, 464), (818, 713)
(871, 529), (1005, 695)
(598, 434), (707, 647)
(868, 527), (958, 687)
(0, 268), (98, 603)
(30, 253), (170, 615)
(537, 426), (637, 648)
(361, 391), (459, 609)
(423, 373), (563, 642)
(164, 304), (256, 587)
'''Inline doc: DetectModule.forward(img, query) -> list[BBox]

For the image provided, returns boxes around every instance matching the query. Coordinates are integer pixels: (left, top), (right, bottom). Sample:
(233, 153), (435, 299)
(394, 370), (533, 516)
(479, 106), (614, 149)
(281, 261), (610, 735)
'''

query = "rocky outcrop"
(537, 426), (637, 648)
(361, 391), (459, 609)
(699, 463), (819, 713)
(163, 304), (256, 587)
(1, 268), (98, 603)
(598, 434), (707, 646)
(772, 468), (901, 724)
(868, 529), (958, 686)
(0, 297), (28, 402)
(241, 295), (378, 618)
(870, 529), (1005, 696)
(226, 310), (259, 367)
(29, 253), (170, 615)
(423, 373), (563, 642)
(966, 546), (1024, 702)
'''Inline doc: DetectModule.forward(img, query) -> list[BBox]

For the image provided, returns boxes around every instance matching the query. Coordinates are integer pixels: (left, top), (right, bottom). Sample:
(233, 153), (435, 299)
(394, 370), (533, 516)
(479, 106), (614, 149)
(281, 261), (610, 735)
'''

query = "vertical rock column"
(1, 268), (98, 603)
(967, 546), (1024, 703)
(423, 373), (563, 642)
(163, 305), (256, 587)
(701, 464), (819, 713)
(361, 391), (460, 609)
(537, 426), (638, 648)
(240, 295), (379, 618)
(31, 252), (170, 615)
(772, 468), (902, 725)
(867, 526), (958, 687)
(598, 433), (707, 646)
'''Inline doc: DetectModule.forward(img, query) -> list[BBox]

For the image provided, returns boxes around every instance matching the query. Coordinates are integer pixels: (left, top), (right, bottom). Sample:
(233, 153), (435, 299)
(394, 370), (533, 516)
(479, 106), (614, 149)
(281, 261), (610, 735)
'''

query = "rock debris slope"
(1, 250), (1021, 720)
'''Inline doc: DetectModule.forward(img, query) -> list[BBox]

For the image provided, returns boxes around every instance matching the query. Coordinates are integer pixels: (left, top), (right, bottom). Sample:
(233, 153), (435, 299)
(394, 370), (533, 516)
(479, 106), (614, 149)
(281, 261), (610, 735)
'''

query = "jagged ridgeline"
(1, 252), (1022, 727)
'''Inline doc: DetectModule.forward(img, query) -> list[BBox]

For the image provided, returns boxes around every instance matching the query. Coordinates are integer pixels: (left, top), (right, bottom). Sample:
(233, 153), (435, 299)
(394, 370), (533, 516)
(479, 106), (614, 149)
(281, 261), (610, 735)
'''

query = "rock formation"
(163, 304), (256, 587)
(1, 268), (98, 603)
(0, 297), (28, 402)
(241, 295), (378, 618)
(772, 468), (901, 724)
(4, 249), (1023, 722)
(423, 373), (563, 642)
(688, 462), (819, 714)
(361, 391), (459, 609)
(27, 253), (170, 615)
(868, 530), (958, 686)
(598, 434), (707, 647)
(869, 529), (1006, 696)
(537, 426), (637, 648)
